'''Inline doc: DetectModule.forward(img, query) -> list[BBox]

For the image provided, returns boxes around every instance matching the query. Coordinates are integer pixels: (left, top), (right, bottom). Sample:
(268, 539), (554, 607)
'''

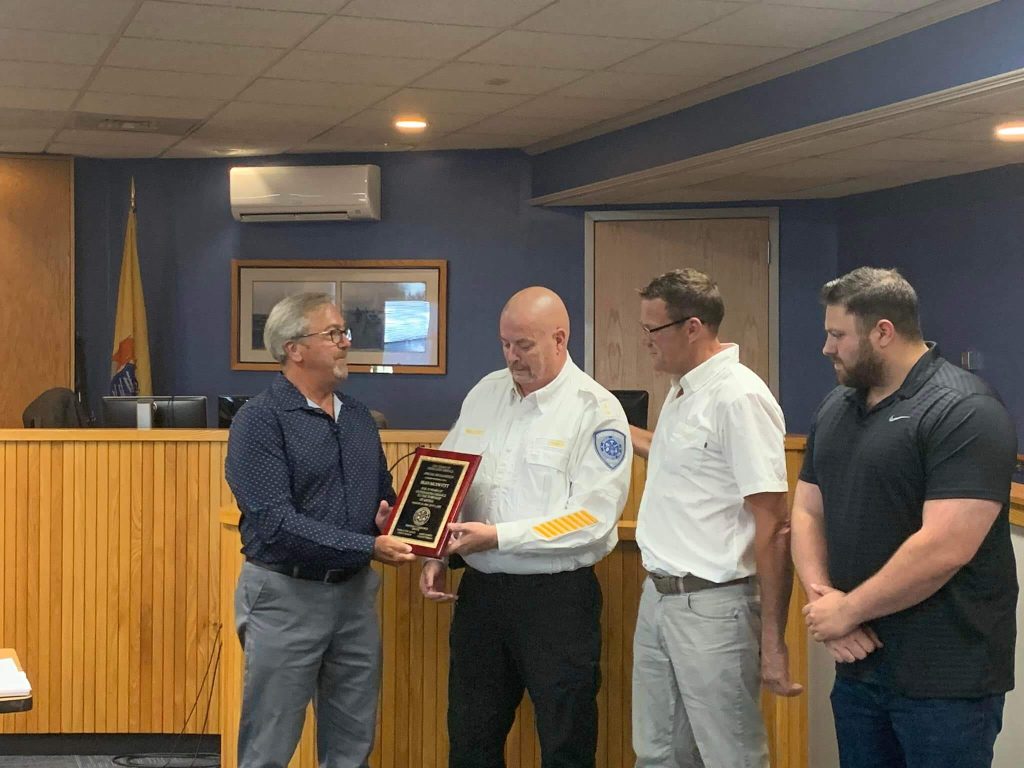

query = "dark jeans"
(830, 676), (1005, 768)
(448, 566), (602, 768)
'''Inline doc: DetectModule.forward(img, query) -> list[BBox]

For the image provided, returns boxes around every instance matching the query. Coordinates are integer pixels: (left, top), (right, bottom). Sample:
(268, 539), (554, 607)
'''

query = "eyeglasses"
(639, 316), (697, 338)
(294, 327), (352, 345)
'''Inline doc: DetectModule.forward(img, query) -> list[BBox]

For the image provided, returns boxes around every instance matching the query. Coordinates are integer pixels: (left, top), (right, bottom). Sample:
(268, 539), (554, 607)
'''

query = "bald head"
(501, 286), (570, 335)
(499, 286), (570, 395)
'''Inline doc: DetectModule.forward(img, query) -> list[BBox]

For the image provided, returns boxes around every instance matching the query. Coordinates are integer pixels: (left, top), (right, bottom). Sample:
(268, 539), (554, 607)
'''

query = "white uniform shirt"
(441, 356), (632, 575)
(636, 344), (787, 582)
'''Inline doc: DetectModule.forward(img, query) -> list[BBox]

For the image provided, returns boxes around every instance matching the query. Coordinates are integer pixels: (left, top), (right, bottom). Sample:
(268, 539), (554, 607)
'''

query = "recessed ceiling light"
(394, 117), (428, 133)
(994, 122), (1024, 141)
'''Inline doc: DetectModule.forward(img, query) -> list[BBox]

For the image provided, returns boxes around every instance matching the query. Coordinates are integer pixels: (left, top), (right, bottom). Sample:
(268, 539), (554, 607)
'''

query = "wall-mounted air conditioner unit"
(229, 164), (381, 222)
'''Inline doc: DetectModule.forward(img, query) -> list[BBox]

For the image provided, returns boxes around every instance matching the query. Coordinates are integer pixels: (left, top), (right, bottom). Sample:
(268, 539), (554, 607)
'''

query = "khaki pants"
(632, 577), (768, 768)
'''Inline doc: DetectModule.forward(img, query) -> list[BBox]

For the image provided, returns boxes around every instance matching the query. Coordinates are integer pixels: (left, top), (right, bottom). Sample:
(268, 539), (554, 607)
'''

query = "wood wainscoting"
(2, 428), (818, 766)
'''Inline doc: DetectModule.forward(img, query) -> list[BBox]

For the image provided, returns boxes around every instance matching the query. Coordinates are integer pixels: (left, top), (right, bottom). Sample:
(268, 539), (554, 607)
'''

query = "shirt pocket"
(456, 426), (489, 455)
(522, 438), (571, 504)
(666, 422), (710, 474)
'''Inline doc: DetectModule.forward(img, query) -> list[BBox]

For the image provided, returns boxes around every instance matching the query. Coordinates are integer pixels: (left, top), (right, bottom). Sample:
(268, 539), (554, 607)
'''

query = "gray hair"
(263, 292), (337, 363)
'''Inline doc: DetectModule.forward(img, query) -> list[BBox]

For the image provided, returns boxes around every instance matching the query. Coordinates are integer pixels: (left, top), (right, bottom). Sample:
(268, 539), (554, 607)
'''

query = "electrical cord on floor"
(111, 624), (223, 768)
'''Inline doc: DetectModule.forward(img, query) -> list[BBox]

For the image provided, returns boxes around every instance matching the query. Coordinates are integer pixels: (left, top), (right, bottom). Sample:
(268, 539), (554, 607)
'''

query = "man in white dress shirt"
(630, 268), (802, 768)
(421, 286), (632, 768)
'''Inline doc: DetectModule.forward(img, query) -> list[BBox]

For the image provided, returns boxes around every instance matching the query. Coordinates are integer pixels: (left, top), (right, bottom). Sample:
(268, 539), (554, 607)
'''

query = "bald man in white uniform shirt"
(421, 286), (632, 768)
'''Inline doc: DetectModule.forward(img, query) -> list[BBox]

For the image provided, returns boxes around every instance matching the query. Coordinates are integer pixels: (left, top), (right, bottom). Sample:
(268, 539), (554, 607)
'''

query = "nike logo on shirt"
(889, 415), (910, 422)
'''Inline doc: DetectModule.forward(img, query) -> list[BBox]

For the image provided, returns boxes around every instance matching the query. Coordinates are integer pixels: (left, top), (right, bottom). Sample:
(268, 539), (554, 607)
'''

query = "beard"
(832, 337), (885, 390)
(332, 358), (349, 381)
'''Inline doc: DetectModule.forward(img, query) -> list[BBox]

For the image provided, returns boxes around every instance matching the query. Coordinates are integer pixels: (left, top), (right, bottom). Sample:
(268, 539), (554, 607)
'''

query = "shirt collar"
(843, 342), (942, 407)
(895, 342), (942, 399)
(506, 354), (576, 413)
(676, 344), (739, 395)
(271, 373), (345, 414)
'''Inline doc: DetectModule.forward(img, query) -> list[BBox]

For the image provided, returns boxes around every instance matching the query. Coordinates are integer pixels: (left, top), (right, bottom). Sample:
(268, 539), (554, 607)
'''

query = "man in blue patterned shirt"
(226, 292), (415, 768)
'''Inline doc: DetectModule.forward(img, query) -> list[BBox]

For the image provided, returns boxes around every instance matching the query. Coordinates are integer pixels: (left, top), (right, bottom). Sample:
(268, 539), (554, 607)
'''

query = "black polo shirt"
(800, 344), (1018, 698)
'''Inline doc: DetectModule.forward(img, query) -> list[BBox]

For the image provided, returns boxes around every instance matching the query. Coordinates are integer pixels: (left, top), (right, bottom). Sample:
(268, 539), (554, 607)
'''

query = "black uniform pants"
(448, 566), (602, 768)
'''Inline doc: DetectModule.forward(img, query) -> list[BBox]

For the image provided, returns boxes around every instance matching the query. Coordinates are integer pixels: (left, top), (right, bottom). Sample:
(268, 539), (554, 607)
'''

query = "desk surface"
(0, 648), (32, 714)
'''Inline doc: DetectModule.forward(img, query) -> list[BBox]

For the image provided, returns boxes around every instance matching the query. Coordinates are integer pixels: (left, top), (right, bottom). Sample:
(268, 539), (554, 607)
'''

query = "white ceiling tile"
(301, 17), (497, 59)
(935, 85), (1024, 115)
(612, 40), (794, 79)
(551, 70), (692, 101)
(469, 113), (591, 135)
(236, 79), (392, 110)
(685, 172), (837, 195)
(417, 131), (539, 149)
(0, 127), (57, 151)
(461, 30), (656, 70)
(47, 141), (163, 157)
(197, 101), (350, 140)
(77, 91), (223, 119)
(0, 62), (93, 90)
(90, 67), (250, 100)
(824, 137), (980, 163)
(0, 28), (110, 65)
(126, 1), (324, 48)
(172, 0), (347, 11)
(760, 0), (934, 11)
(753, 155), (919, 178)
(375, 87), (530, 115)
(518, 0), (747, 40)
(0, 108), (67, 128)
(412, 62), (587, 95)
(297, 125), (415, 151)
(0, 86), (78, 110)
(680, 5), (896, 49)
(106, 38), (280, 76)
(161, 137), (288, 158)
(341, 108), (486, 133)
(54, 128), (180, 150)
(312, 122), (443, 149)
(503, 94), (651, 120)
(909, 113), (1024, 142)
(0, 0), (137, 35)
(340, 0), (553, 27)
(266, 50), (439, 86)
(194, 120), (329, 143)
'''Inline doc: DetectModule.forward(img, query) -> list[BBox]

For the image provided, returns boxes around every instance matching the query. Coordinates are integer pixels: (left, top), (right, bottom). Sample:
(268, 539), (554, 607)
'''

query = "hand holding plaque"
(383, 447), (481, 557)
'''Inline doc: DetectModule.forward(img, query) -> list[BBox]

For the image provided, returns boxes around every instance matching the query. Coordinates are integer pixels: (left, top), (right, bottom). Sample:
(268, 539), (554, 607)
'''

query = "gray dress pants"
(235, 561), (382, 768)
(632, 577), (768, 768)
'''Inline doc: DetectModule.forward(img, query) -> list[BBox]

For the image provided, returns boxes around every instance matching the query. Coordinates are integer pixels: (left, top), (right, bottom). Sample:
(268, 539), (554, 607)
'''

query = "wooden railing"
(1, 428), (1017, 765)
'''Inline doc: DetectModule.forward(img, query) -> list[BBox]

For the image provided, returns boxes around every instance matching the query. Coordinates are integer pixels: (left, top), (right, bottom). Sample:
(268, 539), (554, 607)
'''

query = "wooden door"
(0, 157), (74, 427)
(593, 217), (771, 430)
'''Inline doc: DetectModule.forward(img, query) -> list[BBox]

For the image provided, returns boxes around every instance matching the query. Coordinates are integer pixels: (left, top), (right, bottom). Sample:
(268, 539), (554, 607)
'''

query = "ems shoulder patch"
(593, 428), (626, 469)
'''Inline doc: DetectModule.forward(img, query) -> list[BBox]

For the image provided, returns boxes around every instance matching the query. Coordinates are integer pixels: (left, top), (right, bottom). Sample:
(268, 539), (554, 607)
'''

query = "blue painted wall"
(75, 153), (841, 430)
(532, 0), (1024, 197)
(75, 150), (589, 429)
(834, 163), (1024, 444)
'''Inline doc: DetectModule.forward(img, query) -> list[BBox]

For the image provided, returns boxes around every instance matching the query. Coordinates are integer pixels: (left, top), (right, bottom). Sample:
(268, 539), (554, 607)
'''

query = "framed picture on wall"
(231, 259), (447, 374)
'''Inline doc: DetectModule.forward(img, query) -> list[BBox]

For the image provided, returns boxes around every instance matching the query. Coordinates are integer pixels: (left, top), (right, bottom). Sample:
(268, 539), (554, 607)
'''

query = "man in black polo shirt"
(792, 267), (1017, 768)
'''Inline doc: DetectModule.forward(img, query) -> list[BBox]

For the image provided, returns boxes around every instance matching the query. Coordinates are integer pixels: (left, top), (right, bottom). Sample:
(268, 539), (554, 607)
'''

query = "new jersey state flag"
(110, 187), (151, 396)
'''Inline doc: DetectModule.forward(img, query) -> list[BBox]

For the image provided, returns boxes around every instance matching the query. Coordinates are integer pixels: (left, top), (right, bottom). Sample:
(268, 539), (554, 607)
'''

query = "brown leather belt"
(648, 572), (753, 595)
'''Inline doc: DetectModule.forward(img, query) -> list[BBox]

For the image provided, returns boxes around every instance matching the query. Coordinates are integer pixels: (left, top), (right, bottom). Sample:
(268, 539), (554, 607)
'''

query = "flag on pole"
(110, 178), (152, 396)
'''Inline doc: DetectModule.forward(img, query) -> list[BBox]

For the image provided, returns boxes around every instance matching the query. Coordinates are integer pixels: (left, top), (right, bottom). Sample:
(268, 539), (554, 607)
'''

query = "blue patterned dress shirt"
(226, 374), (396, 571)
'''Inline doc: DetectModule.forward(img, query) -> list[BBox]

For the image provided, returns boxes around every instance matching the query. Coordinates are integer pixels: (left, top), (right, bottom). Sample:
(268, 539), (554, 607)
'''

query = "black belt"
(648, 572), (753, 595)
(246, 558), (365, 584)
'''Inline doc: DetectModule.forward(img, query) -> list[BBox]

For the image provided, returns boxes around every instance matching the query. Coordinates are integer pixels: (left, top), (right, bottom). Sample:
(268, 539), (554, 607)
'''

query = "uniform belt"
(246, 558), (365, 584)
(648, 572), (753, 595)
